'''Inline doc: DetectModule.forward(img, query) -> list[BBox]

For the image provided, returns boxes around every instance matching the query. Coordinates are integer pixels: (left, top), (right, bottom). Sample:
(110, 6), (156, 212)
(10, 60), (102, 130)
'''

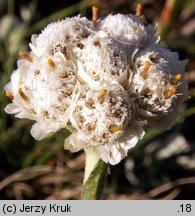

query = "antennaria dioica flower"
(4, 4), (188, 199)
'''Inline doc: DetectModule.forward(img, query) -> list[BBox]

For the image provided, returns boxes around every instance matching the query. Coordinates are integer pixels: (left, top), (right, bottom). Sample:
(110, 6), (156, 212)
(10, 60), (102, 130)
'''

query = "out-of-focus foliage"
(0, 0), (195, 199)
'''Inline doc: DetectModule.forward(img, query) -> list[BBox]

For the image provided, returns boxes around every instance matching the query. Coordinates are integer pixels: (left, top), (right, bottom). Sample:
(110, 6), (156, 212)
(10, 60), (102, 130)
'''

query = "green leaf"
(82, 159), (108, 200)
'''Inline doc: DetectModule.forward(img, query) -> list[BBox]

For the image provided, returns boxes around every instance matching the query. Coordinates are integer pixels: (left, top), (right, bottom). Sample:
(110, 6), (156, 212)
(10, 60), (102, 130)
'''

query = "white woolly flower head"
(75, 33), (129, 87)
(5, 52), (78, 140)
(30, 16), (94, 56)
(65, 83), (144, 164)
(68, 84), (131, 144)
(129, 45), (188, 129)
(4, 11), (188, 165)
(99, 14), (159, 52)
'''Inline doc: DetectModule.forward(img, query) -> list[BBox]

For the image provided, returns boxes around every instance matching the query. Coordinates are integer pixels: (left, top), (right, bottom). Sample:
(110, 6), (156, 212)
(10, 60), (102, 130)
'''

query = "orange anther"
(92, 6), (99, 22)
(140, 61), (151, 79)
(19, 51), (34, 63)
(18, 88), (29, 101)
(48, 59), (56, 68)
(164, 86), (177, 99)
(5, 92), (14, 100)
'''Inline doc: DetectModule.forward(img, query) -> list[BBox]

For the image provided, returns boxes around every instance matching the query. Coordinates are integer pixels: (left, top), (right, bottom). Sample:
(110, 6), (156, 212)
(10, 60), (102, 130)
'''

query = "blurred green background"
(0, 0), (195, 199)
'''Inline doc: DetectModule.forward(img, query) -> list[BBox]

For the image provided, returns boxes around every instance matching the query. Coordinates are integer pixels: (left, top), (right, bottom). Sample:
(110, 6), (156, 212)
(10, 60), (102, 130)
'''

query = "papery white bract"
(4, 11), (188, 165)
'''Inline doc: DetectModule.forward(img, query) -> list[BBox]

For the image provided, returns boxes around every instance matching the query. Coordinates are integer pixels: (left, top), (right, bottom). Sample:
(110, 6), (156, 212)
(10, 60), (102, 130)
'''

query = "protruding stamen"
(60, 71), (68, 78)
(18, 88), (29, 101)
(140, 61), (151, 79)
(135, 3), (142, 17)
(171, 73), (182, 85)
(92, 6), (99, 22)
(5, 92), (14, 100)
(164, 86), (177, 99)
(48, 59), (56, 68)
(135, 3), (147, 23)
(93, 39), (101, 47)
(109, 124), (121, 133)
(77, 43), (84, 49)
(19, 51), (33, 63)
(98, 89), (107, 104)
(101, 89), (107, 96)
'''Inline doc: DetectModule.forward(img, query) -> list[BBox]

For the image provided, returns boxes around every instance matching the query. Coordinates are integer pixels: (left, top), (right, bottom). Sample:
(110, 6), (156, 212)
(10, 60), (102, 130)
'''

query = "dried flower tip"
(142, 87), (152, 98)
(48, 59), (56, 68)
(77, 43), (84, 49)
(140, 61), (151, 79)
(59, 71), (67, 78)
(35, 70), (40, 75)
(92, 6), (99, 22)
(171, 73), (182, 85)
(19, 51), (33, 63)
(5, 92), (14, 100)
(108, 124), (121, 133)
(164, 86), (177, 99)
(135, 3), (147, 23)
(93, 39), (101, 47)
(18, 88), (29, 101)
(98, 89), (107, 104)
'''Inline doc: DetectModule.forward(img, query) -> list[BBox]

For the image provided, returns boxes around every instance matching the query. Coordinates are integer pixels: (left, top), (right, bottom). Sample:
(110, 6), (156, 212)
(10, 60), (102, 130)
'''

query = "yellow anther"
(135, 3), (142, 17)
(98, 89), (107, 104)
(87, 123), (96, 131)
(92, 6), (98, 13)
(108, 124), (121, 133)
(48, 59), (56, 68)
(92, 6), (99, 22)
(101, 89), (107, 96)
(164, 86), (177, 99)
(5, 92), (14, 100)
(19, 51), (33, 63)
(18, 88), (29, 101)
(171, 73), (182, 85)
(140, 61), (151, 79)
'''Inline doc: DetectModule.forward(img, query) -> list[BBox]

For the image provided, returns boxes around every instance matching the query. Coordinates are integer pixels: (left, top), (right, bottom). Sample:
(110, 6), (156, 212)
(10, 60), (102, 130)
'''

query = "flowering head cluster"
(5, 6), (188, 165)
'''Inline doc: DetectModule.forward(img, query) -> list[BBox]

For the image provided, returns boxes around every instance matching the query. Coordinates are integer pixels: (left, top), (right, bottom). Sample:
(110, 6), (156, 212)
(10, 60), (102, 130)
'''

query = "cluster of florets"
(4, 6), (188, 164)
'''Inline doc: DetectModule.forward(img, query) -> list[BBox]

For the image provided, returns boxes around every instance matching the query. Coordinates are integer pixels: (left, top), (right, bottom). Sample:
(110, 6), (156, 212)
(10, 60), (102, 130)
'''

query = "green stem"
(83, 147), (100, 184)
(82, 147), (108, 200)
